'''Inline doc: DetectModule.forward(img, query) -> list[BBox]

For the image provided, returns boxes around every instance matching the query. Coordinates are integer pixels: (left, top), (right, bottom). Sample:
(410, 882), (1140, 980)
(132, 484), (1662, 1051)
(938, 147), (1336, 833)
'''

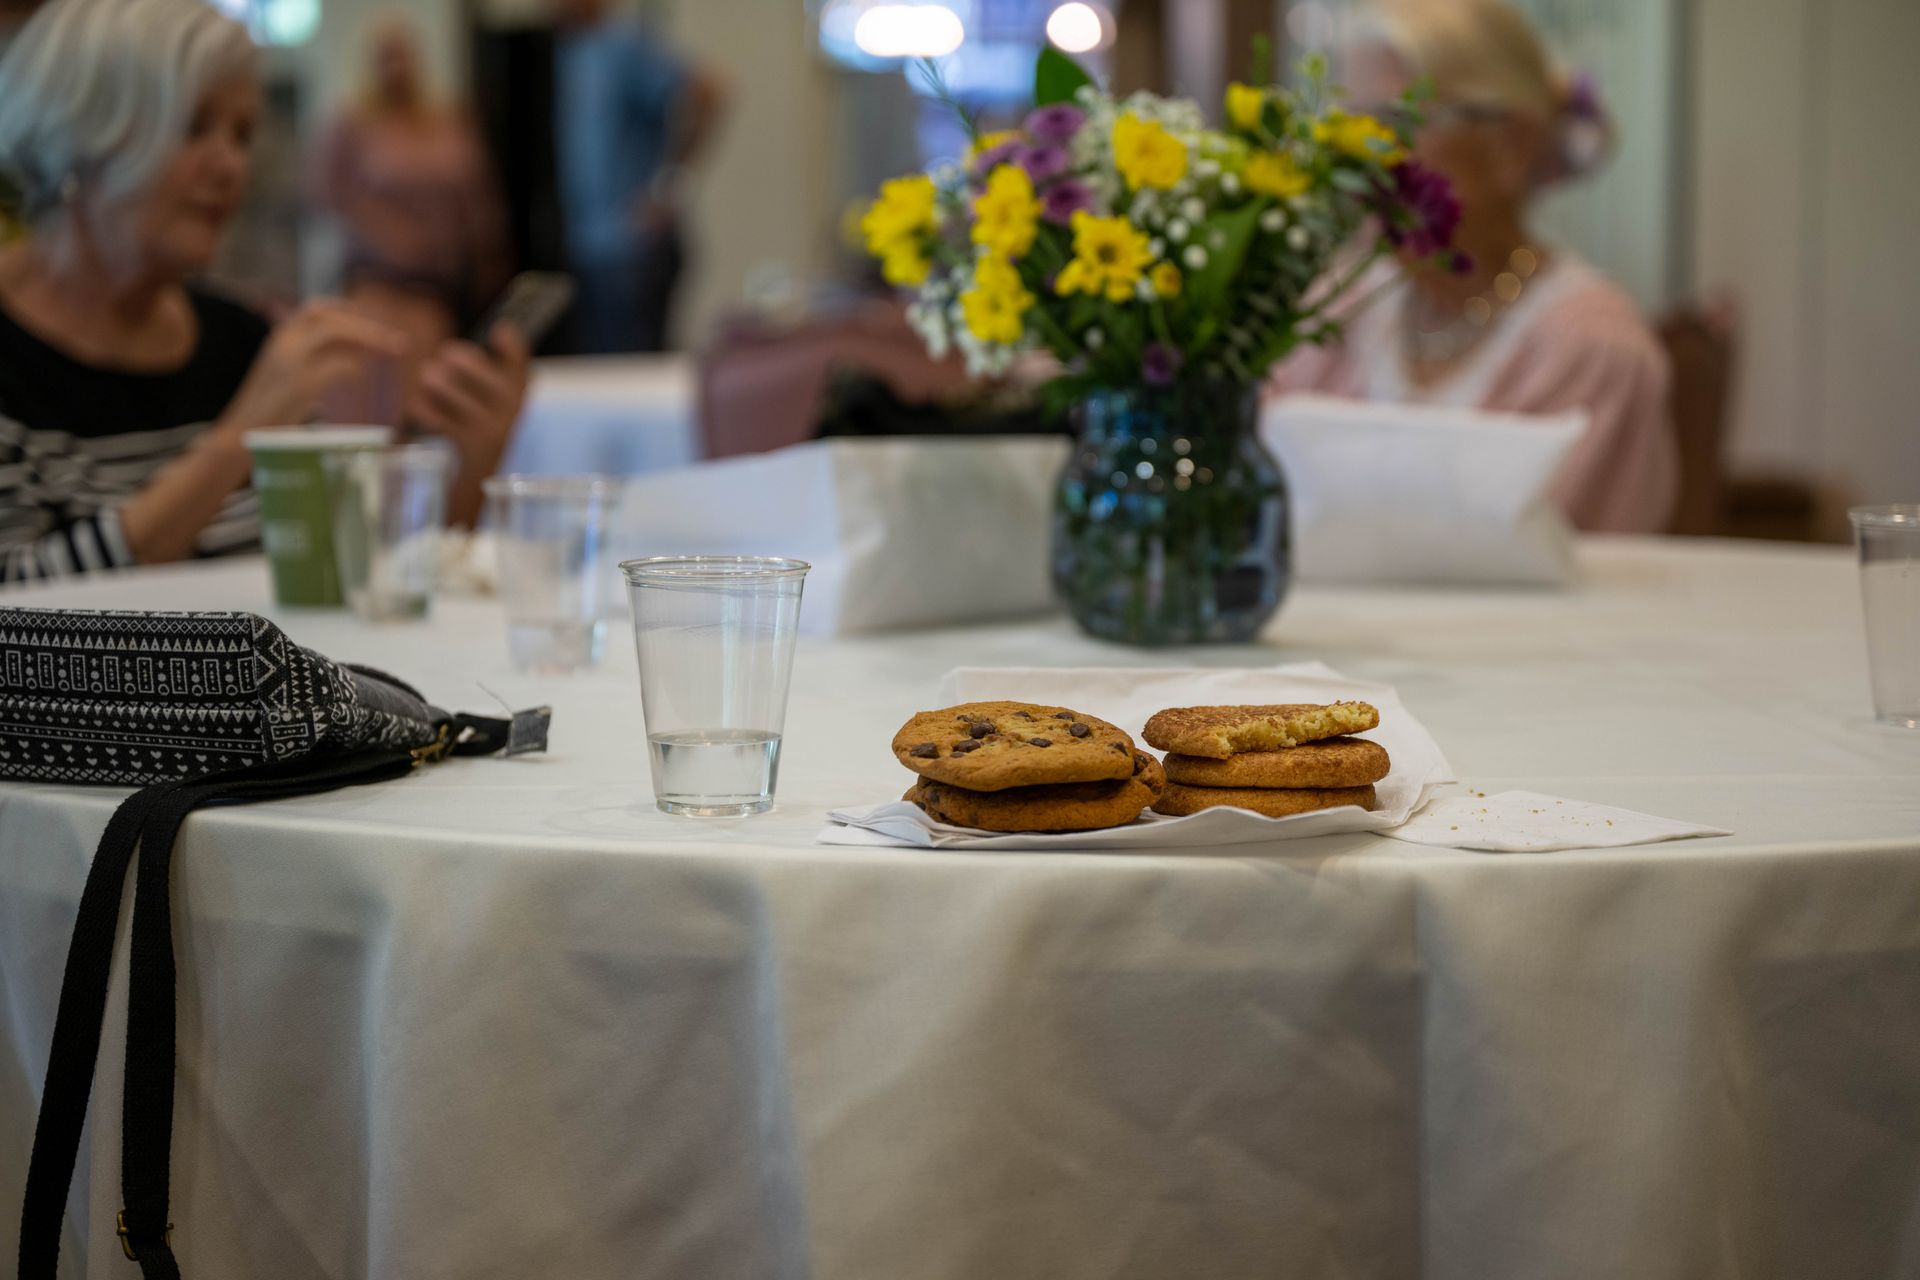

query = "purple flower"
(1019, 145), (1071, 183)
(1025, 103), (1086, 145)
(971, 138), (1021, 177)
(1041, 178), (1097, 225)
(1142, 341), (1183, 387)
(1376, 161), (1461, 258)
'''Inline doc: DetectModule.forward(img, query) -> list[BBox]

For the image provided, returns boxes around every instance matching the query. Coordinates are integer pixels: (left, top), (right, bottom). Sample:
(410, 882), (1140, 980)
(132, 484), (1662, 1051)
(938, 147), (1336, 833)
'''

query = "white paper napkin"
(1382, 790), (1731, 853)
(819, 663), (1455, 852)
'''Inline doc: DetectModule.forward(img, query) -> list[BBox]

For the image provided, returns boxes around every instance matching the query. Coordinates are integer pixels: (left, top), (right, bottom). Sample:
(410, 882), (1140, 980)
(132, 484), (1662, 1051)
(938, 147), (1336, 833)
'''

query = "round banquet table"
(2, 537), (1917, 1280)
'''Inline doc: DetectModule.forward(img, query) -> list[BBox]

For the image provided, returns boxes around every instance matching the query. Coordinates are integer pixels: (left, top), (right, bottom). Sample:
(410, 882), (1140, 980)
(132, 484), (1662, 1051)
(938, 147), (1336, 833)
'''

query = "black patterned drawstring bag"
(1, 607), (547, 1280)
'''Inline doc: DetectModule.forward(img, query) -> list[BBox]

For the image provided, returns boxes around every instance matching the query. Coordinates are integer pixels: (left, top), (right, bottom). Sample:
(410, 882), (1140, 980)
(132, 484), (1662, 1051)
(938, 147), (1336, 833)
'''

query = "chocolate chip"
(1111, 742), (1130, 754)
(950, 740), (982, 754)
(969, 722), (995, 739)
(1068, 722), (1091, 738)
(1015, 711), (1035, 721)
(909, 743), (939, 758)
(1028, 737), (1052, 748)
(1054, 712), (1075, 720)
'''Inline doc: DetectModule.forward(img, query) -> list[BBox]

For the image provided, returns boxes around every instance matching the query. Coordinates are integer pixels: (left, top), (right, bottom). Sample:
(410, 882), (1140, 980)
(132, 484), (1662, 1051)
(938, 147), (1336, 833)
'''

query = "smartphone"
(472, 272), (577, 350)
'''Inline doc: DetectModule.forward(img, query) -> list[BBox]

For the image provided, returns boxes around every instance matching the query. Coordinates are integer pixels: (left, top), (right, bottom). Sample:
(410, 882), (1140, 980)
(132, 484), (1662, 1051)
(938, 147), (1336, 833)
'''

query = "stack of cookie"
(1142, 701), (1389, 817)
(894, 701), (1164, 832)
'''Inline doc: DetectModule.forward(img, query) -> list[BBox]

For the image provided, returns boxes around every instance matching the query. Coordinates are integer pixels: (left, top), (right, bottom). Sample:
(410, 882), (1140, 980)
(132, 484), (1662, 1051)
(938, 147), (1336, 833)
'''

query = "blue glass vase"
(1052, 383), (1290, 645)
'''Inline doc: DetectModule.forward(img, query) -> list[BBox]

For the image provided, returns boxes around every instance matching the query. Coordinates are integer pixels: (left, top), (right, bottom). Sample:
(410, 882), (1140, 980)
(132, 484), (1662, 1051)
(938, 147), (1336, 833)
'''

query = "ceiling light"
(853, 4), (967, 59)
(1046, 2), (1108, 54)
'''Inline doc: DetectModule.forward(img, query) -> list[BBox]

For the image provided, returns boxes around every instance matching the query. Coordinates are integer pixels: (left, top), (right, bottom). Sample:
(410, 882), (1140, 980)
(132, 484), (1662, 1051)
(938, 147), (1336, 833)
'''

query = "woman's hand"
(219, 300), (408, 436)
(406, 322), (532, 526)
(121, 302), (405, 566)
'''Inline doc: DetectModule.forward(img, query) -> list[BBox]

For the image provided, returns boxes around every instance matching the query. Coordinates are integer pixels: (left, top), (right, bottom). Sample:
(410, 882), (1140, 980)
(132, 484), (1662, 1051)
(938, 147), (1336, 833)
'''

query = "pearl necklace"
(1404, 244), (1543, 367)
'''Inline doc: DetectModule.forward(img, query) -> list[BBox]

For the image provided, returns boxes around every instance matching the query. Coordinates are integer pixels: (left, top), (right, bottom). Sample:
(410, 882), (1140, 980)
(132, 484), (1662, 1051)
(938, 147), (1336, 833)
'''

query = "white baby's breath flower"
(1183, 244), (1208, 270)
(1192, 159), (1221, 180)
(1148, 237), (1165, 259)
(1180, 196), (1206, 223)
(1085, 327), (1105, 349)
(1286, 225), (1313, 252)
(908, 302), (951, 359)
(1260, 208), (1286, 233)
(1219, 172), (1241, 196)
(1167, 217), (1189, 242)
(1208, 228), (1227, 250)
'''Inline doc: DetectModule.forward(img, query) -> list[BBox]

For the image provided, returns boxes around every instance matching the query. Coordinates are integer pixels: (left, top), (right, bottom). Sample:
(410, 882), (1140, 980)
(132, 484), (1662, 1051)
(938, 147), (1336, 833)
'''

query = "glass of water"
(621, 556), (811, 816)
(484, 475), (625, 673)
(1851, 505), (1920, 728)
(328, 442), (453, 621)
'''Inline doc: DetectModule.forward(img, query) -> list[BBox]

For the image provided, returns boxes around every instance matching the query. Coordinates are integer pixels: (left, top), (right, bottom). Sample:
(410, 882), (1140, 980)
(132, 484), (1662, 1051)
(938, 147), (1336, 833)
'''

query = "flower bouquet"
(861, 49), (1462, 645)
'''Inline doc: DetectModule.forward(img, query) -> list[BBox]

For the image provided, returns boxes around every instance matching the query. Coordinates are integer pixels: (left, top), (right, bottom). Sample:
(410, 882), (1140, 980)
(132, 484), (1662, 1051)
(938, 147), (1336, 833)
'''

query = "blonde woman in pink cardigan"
(1269, 0), (1678, 534)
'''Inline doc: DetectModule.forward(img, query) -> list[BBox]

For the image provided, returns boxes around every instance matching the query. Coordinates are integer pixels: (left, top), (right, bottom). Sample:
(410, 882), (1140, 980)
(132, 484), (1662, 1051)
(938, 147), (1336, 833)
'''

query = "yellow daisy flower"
(880, 243), (931, 286)
(972, 164), (1042, 260)
(860, 174), (937, 257)
(1111, 114), (1188, 191)
(1243, 150), (1311, 199)
(1225, 82), (1266, 132)
(1313, 111), (1407, 165)
(960, 255), (1034, 344)
(1149, 261), (1183, 299)
(1055, 211), (1154, 304)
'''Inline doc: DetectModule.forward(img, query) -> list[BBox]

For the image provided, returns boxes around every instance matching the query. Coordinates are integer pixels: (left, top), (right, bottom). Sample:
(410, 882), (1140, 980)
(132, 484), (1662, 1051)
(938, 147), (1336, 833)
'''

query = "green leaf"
(1259, 98), (1289, 138)
(1184, 202), (1264, 312)
(1249, 33), (1273, 85)
(1035, 47), (1094, 107)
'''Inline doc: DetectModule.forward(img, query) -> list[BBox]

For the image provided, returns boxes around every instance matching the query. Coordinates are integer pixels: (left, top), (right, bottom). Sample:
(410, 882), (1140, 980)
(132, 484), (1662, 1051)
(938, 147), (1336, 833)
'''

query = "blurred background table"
(2, 538), (1916, 1280)
(502, 355), (699, 478)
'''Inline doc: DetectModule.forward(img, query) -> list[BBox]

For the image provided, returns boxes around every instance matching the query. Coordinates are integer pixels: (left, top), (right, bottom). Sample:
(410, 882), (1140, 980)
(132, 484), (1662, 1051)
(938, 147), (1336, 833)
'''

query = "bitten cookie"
(1162, 737), (1389, 789)
(905, 770), (1155, 833)
(1150, 783), (1377, 818)
(892, 702), (1136, 792)
(1141, 702), (1380, 759)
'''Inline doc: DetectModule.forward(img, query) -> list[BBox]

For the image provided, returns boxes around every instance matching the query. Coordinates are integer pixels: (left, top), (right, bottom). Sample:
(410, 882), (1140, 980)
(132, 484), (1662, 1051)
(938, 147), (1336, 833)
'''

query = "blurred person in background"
(549, 0), (726, 353)
(1270, 0), (1677, 533)
(0, 0), (37, 238)
(0, 0), (528, 583)
(310, 15), (511, 347)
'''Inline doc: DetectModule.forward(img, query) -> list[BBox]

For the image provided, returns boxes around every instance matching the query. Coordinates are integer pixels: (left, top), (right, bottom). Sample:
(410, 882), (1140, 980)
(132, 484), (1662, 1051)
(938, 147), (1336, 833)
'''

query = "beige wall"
(662, 0), (839, 344)
(1692, 0), (1920, 504)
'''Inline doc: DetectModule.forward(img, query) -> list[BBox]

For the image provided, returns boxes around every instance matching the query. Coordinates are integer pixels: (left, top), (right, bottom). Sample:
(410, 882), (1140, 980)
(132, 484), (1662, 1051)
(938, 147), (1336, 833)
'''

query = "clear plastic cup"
(1850, 505), (1920, 728)
(327, 443), (453, 622)
(621, 556), (811, 816)
(484, 475), (625, 673)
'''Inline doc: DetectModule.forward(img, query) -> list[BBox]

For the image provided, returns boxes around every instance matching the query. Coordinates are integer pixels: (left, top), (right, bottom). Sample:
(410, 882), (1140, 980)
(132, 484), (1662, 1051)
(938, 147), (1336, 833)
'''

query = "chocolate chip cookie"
(904, 763), (1158, 836)
(892, 701), (1137, 792)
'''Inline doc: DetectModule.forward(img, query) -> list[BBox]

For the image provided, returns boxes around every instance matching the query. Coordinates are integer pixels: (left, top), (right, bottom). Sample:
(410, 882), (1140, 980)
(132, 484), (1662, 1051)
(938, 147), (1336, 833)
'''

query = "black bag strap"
(17, 779), (178, 1278)
(17, 743), (447, 1280)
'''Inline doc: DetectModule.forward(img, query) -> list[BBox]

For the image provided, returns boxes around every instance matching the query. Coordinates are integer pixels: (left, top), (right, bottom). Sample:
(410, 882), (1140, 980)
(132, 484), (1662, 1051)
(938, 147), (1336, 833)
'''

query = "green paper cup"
(246, 427), (394, 607)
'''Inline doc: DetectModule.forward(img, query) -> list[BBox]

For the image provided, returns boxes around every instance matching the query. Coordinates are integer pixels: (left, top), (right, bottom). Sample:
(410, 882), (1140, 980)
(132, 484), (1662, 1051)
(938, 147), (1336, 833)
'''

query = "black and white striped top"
(0, 289), (269, 583)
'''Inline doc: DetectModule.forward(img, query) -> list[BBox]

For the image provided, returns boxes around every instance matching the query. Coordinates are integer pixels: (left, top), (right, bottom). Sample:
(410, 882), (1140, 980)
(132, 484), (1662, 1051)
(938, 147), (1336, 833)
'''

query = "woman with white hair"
(1269, 0), (1678, 534)
(0, 0), (528, 582)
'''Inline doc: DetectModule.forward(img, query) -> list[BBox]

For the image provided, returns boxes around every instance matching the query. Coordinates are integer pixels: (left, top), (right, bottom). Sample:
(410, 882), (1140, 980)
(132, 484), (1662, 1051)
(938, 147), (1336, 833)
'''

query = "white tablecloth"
(2, 539), (1917, 1280)
(500, 355), (699, 477)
